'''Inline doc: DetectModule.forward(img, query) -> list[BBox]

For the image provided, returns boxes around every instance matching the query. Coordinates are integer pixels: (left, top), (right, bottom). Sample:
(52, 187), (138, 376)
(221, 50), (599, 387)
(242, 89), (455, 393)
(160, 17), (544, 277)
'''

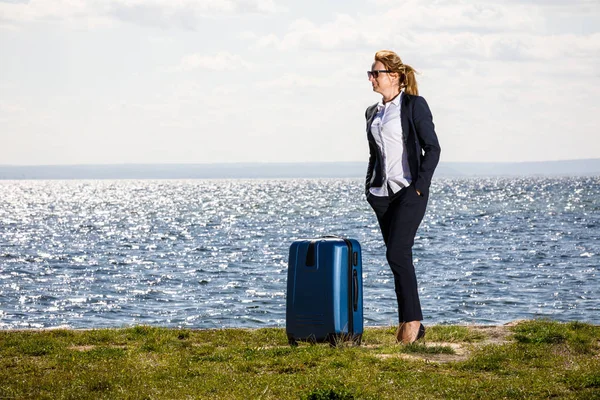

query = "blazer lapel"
(400, 92), (410, 143)
(366, 104), (378, 132)
(365, 103), (379, 143)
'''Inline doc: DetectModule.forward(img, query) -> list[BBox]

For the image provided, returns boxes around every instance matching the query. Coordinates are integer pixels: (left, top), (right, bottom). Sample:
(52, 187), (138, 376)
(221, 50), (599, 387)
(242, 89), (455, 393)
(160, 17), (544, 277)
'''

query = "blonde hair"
(374, 50), (419, 96)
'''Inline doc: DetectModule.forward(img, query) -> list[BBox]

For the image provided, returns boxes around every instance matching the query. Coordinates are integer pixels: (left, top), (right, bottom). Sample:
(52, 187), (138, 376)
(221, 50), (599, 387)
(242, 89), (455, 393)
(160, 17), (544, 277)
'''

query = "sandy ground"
(372, 321), (521, 363)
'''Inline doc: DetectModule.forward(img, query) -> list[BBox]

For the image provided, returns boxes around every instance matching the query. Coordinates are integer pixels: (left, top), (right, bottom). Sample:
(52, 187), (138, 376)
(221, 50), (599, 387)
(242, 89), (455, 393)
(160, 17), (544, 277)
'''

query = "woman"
(365, 50), (441, 344)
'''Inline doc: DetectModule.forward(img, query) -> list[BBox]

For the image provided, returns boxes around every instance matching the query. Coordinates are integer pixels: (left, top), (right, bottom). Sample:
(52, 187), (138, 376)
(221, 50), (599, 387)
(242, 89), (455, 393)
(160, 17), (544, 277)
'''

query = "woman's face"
(369, 61), (398, 95)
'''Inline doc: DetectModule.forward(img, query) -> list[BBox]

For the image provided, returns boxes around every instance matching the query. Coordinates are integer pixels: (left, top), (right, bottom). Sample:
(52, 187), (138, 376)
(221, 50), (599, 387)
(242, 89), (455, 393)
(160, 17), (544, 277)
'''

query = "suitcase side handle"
(353, 269), (358, 312)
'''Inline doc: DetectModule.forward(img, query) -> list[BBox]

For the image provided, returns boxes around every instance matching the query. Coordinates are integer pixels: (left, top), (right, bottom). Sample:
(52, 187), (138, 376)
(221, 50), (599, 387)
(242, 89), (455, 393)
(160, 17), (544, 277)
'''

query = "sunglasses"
(367, 70), (392, 79)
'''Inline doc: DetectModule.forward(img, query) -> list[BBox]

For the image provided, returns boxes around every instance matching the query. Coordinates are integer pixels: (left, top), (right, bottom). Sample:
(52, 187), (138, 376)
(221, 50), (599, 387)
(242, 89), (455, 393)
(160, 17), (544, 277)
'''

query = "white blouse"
(369, 91), (412, 197)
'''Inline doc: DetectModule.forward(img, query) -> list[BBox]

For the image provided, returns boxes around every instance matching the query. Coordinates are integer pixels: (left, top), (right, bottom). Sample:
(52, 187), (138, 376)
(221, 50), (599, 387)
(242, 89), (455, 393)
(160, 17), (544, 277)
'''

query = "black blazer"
(365, 93), (441, 197)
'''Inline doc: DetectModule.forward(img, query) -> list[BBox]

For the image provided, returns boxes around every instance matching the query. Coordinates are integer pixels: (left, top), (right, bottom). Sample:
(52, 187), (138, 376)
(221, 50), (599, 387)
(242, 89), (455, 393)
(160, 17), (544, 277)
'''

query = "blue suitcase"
(286, 236), (363, 346)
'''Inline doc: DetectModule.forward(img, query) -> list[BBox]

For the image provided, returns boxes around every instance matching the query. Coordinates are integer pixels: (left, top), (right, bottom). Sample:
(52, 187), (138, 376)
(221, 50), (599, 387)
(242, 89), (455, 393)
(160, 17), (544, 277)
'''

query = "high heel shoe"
(398, 322), (426, 344)
(414, 323), (426, 342)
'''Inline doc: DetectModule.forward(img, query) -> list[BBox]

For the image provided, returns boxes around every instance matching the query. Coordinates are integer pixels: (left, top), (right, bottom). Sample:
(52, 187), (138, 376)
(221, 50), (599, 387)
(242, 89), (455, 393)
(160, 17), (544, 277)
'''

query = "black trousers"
(367, 185), (428, 322)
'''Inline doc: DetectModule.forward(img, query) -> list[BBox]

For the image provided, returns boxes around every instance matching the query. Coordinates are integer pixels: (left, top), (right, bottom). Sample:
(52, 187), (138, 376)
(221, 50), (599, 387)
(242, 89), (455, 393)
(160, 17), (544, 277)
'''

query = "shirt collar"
(377, 91), (402, 109)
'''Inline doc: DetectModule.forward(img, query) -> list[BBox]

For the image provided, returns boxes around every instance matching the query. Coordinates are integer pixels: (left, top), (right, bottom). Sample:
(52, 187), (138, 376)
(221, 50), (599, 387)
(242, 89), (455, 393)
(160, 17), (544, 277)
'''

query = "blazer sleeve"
(365, 106), (376, 195)
(412, 96), (441, 196)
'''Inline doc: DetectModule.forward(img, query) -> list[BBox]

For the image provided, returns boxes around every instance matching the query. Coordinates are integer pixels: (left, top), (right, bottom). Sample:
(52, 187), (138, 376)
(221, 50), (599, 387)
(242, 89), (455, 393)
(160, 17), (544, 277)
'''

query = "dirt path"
(374, 323), (518, 363)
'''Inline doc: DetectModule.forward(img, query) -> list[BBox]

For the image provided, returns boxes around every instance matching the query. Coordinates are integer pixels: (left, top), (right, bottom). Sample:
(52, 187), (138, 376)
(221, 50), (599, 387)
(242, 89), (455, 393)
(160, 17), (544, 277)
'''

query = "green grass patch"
(512, 319), (569, 344)
(401, 343), (456, 354)
(458, 344), (513, 373)
(426, 325), (486, 343)
(0, 320), (598, 399)
(512, 319), (600, 354)
(361, 324), (484, 346)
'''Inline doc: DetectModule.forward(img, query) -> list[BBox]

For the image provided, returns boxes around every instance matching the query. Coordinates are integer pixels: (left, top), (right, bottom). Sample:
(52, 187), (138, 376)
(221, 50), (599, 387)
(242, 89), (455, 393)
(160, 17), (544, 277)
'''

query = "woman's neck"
(382, 89), (401, 104)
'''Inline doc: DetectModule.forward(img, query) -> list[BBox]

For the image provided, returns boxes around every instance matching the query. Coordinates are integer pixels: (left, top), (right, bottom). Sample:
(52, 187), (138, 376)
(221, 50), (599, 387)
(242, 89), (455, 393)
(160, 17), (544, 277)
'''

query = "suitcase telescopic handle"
(305, 240), (317, 266)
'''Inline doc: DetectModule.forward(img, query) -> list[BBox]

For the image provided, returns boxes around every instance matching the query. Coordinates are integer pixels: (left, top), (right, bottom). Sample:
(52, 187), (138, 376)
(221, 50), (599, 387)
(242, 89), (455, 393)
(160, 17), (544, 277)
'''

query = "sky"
(1, 0), (599, 165)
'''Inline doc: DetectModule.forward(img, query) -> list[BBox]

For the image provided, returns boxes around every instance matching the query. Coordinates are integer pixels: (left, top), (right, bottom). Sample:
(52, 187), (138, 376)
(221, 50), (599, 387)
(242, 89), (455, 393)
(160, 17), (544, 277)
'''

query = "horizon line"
(2, 157), (599, 167)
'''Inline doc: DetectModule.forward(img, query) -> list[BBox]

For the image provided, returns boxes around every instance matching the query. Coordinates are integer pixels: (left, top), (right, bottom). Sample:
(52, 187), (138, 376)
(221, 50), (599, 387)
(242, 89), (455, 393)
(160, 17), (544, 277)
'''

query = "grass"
(0, 320), (598, 399)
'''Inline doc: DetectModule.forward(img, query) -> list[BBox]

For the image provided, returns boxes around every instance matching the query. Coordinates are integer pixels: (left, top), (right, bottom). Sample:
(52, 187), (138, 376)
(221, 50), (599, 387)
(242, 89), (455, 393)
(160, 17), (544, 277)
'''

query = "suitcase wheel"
(327, 335), (338, 348)
(288, 336), (298, 347)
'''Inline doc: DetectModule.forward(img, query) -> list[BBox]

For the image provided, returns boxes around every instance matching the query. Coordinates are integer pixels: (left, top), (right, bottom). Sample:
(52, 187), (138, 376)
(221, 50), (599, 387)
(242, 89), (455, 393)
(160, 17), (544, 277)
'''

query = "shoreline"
(5, 319), (598, 333)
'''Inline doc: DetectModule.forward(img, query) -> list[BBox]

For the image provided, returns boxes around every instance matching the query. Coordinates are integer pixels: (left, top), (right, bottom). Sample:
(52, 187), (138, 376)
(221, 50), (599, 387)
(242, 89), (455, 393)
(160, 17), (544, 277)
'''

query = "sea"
(1, 177), (599, 330)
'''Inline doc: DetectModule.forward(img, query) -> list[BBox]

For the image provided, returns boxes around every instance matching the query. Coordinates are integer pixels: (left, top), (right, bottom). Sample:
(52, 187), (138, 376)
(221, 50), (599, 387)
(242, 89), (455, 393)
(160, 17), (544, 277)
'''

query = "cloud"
(250, 1), (599, 69)
(380, 1), (543, 33)
(0, 0), (286, 29)
(257, 72), (332, 90)
(0, 0), (111, 29)
(0, 102), (25, 114)
(254, 14), (379, 51)
(176, 51), (255, 71)
(405, 32), (600, 65)
(107, 0), (286, 29)
(253, 3), (535, 52)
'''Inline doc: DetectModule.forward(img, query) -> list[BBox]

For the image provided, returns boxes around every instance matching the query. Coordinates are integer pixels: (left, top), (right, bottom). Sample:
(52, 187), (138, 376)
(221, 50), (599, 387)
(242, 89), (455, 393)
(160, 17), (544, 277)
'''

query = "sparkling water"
(1, 177), (598, 329)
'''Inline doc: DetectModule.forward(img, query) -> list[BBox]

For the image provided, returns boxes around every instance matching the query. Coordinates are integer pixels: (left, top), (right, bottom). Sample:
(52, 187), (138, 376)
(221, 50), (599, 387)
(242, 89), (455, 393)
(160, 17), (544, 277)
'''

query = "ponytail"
(401, 64), (419, 96)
